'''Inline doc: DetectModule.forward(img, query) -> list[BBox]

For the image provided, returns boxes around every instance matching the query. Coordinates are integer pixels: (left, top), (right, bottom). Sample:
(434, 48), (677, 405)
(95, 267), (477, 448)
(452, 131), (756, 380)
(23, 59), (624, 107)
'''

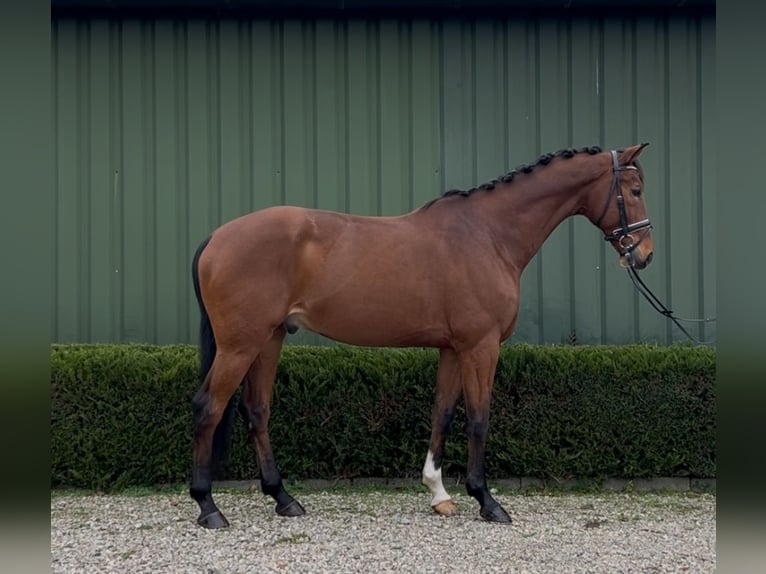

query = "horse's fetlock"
(190, 485), (209, 503)
(465, 475), (486, 498)
(261, 477), (282, 498)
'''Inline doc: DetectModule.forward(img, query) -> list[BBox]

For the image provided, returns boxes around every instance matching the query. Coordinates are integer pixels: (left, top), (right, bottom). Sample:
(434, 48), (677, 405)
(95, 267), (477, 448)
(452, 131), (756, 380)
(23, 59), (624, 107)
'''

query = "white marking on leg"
(421, 450), (452, 506)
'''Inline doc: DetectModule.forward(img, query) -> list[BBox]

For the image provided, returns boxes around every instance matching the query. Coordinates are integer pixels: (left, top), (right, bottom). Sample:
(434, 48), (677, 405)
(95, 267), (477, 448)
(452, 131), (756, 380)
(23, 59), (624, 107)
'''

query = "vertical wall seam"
(695, 17), (705, 342)
(176, 20), (189, 342)
(277, 20), (286, 205)
(374, 21), (382, 215)
(183, 20), (193, 340)
(79, 20), (91, 342)
(342, 20), (350, 213)
(247, 21), (255, 214)
(240, 21), (250, 215)
(116, 20), (126, 342)
(205, 21), (214, 227)
(470, 21), (477, 187)
(214, 21), (222, 229)
(52, 21), (60, 341)
(502, 21), (509, 174)
(567, 19), (577, 339)
(206, 23), (214, 232)
(631, 18), (641, 342)
(437, 19), (445, 195)
(107, 20), (118, 343)
(406, 20), (414, 210)
(435, 19), (441, 199)
(147, 20), (158, 343)
(662, 18), (672, 343)
(598, 18), (607, 344)
(310, 21), (317, 208)
(534, 20), (544, 343)
(311, 21), (319, 209)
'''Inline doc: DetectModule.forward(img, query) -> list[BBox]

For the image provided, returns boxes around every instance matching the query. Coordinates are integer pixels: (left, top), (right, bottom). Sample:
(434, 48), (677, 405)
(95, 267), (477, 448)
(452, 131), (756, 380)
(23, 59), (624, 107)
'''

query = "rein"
(626, 267), (716, 345)
(597, 149), (715, 345)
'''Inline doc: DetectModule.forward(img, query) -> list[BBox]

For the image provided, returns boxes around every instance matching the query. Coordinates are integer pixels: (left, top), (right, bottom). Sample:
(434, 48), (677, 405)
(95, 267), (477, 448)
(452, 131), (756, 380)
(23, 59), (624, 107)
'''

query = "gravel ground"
(51, 487), (715, 574)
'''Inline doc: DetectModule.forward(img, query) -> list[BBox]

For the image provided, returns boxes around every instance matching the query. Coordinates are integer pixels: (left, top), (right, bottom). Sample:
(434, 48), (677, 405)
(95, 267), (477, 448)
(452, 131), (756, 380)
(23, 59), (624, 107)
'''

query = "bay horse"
(189, 144), (654, 528)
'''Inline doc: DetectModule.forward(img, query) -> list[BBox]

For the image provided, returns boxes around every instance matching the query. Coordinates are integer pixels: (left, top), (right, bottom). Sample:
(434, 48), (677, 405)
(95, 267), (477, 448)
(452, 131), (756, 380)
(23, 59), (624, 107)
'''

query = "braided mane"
(422, 145), (603, 209)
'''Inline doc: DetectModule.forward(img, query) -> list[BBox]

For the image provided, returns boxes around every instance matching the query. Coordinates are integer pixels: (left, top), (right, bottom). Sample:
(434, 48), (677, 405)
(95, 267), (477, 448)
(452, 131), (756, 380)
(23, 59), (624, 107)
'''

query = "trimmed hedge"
(51, 344), (715, 491)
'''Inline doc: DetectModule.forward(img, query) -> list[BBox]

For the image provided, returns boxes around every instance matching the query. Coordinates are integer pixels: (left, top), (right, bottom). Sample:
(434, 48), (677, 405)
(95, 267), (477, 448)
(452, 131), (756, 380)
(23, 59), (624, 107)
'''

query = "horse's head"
(588, 143), (654, 270)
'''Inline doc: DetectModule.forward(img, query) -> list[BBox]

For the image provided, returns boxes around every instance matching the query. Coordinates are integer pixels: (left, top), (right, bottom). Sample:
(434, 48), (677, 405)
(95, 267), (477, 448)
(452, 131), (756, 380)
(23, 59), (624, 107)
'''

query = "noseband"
(595, 150), (653, 266)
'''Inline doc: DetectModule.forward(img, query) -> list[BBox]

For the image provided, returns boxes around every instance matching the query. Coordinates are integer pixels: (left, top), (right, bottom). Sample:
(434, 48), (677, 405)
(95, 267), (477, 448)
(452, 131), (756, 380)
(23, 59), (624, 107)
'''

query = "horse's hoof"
(197, 510), (230, 529)
(432, 499), (458, 517)
(480, 505), (513, 524)
(276, 499), (306, 517)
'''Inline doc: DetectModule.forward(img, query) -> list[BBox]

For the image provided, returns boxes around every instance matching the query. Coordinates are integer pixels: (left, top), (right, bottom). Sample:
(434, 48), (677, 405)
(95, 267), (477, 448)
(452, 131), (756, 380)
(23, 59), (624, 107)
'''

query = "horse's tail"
(192, 235), (237, 479)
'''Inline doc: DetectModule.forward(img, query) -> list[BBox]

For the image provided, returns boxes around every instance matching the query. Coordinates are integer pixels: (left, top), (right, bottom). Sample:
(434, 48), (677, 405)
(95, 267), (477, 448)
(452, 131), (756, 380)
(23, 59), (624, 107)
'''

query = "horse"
(189, 143), (654, 528)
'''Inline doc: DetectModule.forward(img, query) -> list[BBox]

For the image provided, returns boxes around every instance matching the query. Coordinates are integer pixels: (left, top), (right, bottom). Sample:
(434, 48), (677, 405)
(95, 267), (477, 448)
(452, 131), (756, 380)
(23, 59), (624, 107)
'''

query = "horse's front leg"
(422, 348), (463, 516)
(458, 338), (512, 523)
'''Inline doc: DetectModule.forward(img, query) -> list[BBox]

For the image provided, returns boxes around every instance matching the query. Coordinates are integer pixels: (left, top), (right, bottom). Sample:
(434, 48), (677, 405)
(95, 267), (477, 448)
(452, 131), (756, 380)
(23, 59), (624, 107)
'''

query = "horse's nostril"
(646, 252), (654, 265)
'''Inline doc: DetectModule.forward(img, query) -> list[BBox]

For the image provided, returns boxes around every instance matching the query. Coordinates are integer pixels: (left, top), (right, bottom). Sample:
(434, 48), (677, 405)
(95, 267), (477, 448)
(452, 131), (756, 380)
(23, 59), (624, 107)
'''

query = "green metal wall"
(52, 15), (715, 346)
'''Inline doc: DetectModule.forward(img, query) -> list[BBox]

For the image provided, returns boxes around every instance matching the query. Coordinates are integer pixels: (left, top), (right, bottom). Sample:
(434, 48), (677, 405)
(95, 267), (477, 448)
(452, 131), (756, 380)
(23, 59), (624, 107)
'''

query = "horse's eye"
(631, 188), (642, 198)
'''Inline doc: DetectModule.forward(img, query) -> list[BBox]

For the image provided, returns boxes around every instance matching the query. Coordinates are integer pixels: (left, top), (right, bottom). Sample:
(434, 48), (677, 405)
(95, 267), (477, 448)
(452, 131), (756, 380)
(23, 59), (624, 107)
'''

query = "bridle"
(595, 150), (653, 268)
(595, 149), (715, 345)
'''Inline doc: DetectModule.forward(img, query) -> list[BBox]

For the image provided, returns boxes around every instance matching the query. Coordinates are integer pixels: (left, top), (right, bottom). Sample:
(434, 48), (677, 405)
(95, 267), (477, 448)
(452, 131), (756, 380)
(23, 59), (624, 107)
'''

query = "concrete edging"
(213, 476), (716, 493)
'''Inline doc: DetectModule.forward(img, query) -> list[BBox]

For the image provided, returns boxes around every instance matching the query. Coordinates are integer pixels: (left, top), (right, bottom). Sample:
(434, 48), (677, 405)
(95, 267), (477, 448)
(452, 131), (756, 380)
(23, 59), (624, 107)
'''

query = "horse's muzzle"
(621, 250), (653, 270)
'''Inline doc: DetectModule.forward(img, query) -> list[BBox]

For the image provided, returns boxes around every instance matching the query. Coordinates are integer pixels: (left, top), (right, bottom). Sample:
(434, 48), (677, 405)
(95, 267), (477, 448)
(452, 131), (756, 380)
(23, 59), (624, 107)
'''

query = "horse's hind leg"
(191, 350), (254, 528)
(238, 327), (305, 517)
(422, 348), (462, 516)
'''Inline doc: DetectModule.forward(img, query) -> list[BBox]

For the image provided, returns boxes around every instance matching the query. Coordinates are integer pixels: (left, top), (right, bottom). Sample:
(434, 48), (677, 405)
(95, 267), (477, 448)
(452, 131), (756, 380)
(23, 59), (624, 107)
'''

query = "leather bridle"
(594, 150), (716, 344)
(595, 150), (653, 268)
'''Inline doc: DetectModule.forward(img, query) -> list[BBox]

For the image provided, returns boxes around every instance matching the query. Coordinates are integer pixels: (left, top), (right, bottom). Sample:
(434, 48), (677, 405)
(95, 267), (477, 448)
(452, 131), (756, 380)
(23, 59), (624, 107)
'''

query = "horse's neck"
(477, 171), (594, 274)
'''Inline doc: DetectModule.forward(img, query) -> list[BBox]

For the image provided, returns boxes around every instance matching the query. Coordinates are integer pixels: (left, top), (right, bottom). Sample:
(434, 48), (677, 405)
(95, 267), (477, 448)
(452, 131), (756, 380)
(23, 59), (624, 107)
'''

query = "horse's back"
(209, 205), (422, 257)
(198, 205), (458, 346)
(200, 205), (417, 298)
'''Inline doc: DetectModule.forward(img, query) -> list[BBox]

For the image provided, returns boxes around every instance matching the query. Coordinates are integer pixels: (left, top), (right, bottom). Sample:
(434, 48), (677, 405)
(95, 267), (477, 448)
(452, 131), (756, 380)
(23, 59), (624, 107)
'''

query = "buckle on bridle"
(604, 218), (653, 251)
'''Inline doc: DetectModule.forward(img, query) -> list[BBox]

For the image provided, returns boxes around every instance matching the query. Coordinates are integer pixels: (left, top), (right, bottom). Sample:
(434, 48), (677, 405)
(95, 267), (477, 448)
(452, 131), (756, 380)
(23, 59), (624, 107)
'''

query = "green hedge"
(50, 344), (715, 491)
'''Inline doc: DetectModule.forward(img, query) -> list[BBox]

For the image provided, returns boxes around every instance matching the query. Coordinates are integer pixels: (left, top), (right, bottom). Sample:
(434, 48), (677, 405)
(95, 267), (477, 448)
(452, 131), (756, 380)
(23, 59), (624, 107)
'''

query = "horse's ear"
(620, 142), (649, 164)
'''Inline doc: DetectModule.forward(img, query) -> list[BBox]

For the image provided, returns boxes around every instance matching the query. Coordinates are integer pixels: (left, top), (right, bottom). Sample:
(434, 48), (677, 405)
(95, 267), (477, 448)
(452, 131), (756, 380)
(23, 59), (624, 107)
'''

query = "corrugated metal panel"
(440, 16), (715, 345)
(52, 15), (715, 346)
(52, 18), (441, 345)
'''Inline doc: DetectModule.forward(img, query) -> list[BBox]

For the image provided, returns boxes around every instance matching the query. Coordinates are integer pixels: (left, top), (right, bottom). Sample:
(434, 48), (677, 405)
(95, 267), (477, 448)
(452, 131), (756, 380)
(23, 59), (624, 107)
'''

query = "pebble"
(51, 490), (716, 573)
